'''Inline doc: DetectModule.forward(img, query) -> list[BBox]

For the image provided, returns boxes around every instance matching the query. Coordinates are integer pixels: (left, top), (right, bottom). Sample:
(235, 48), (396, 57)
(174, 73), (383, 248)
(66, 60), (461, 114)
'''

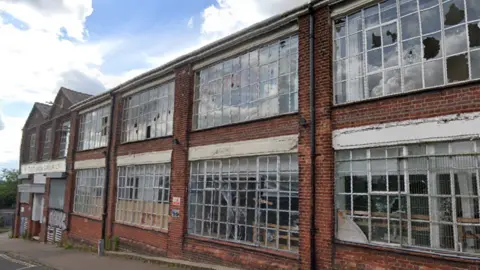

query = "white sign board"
(21, 159), (66, 175)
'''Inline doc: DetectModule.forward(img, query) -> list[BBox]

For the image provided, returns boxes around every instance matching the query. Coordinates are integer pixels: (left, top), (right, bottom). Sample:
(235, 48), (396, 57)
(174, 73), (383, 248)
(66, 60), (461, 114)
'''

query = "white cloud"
(0, 112), (4, 131)
(0, 115), (24, 164)
(187, 16), (194, 29)
(201, 0), (308, 41)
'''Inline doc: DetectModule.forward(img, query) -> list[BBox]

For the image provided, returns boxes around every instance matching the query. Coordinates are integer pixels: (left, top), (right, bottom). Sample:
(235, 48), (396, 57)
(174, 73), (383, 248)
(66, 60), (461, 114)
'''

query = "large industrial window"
(41, 128), (52, 160)
(58, 121), (70, 158)
(77, 106), (110, 151)
(193, 35), (298, 130)
(116, 164), (170, 230)
(188, 154), (299, 252)
(121, 82), (175, 143)
(335, 140), (480, 255)
(28, 133), (36, 162)
(333, 0), (480, 104)
(73, 168), (105, 217)
(49, 179), (66, 210)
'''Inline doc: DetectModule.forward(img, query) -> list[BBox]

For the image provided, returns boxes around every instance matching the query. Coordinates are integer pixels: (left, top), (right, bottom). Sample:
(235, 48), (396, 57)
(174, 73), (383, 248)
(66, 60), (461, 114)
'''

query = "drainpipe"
(308, 3), (317, 269)
(99, 92), (115, 256)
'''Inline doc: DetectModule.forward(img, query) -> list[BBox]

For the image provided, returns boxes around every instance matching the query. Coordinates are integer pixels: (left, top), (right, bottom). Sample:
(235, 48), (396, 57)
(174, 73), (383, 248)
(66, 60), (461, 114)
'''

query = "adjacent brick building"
(14, 0), (480, 269)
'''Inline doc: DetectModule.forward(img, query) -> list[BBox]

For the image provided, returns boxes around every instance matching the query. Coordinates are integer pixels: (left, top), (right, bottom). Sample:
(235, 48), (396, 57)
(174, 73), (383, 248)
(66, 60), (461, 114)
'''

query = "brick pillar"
(314, 6), (334, 270)
(106, 96), (122, 238)
(297, 14), (314, 270)
(27, 189), (35, 238)
(167, 65), (194, 258)
(13, 184), (22, 238)
(64, 112), (78, 237)
(40, 177), (51, 242)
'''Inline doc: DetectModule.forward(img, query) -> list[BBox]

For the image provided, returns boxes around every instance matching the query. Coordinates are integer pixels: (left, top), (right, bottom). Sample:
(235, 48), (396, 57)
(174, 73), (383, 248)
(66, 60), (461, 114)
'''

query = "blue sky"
(0, 0), (307, 170)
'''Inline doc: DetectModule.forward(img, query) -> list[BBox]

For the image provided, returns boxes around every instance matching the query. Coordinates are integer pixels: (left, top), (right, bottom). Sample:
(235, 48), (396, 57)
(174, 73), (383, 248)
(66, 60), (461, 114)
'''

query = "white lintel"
(74, 158), (106, 169)
(117, 150), (172, 166)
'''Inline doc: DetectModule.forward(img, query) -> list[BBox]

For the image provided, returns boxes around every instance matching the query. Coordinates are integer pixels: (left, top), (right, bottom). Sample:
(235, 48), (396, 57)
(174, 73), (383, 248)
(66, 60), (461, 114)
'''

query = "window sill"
(335, 240), (480, 264)
(186, 234), (299, 260)
(70, 212), (102, 222)
(191, 112), (298, 133)
(119, 135), (173, 146)
(333, 78), (480, 109)
(114, 221), (168, 234)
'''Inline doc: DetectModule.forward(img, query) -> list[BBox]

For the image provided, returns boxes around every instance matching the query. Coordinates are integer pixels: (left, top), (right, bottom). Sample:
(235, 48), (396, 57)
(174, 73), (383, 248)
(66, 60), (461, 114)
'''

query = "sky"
(0, 0), (308, 170)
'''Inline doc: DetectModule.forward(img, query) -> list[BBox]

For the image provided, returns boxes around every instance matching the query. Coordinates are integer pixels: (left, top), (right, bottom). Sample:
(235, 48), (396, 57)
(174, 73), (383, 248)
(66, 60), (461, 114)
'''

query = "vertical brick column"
(297, 13), (314, 270)
(314, 6), (334, 270)
(13, 185), (21, 238)
(106, 96), (122, 238)
(167, 65), (194, 258)
(40, 177), (51, 242)
(27, 187), (35, 238)
(64, 112), (78, 237)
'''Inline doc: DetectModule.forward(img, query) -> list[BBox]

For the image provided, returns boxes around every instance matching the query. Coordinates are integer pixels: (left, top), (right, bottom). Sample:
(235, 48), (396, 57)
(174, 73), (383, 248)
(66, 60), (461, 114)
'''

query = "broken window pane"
(443, 0), (465, 27)
(367, 27), (382, 49)
(447, 53), (469, 82)
(335, 19), (346, 38)
(471, 50), (480, 79)
(403, 64), (423, 91)
(403, 38), (422, 65)
(468, 22), (480, 49)
(382, 22), (398, 46)
(445, 25), (468, 56)
(421, 6), (441, 34)
(423, 32), (442, 60)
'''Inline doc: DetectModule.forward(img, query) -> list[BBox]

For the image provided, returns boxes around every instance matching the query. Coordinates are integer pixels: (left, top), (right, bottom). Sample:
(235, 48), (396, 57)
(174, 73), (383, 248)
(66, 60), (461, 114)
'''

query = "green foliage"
(0, 169), (19, 209)
(112, 236), (119, 251)
(63, 240), (73, 249)
(104, 237), (111, 251)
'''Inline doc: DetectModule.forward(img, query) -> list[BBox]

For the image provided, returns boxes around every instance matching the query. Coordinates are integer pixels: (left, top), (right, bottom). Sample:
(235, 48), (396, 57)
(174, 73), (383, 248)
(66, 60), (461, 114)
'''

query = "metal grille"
(335, 140), (480, 255)
(54, 228), (62, 243)
(47, 226), (54, 243)
(121, 82), (175, 143)
(116, 164), (170, 230)
(333, 0), (480, 104)
(188, 154), (299, 253)
(77, 106), (110, 151)
(73, 168), (105, 217)
(193, 35), (299, 130)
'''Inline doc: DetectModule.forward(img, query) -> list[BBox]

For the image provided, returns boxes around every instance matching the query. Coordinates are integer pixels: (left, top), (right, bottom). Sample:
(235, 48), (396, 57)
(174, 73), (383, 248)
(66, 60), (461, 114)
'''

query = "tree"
(0, 169), (19, 209)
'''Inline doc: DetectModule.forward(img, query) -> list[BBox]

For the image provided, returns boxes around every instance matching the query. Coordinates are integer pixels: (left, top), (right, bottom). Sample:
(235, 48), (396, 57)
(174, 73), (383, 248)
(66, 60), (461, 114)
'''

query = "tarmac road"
(0, 254), (45, 270)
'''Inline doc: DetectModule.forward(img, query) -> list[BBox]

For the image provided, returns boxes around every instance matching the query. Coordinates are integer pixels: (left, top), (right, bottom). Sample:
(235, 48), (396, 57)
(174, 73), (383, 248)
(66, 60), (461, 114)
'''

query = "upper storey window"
(193, 35), (299, 130)
(121, 81), (174, 143)
(333, 0), (480, 104)
(78, 106), (110, 151)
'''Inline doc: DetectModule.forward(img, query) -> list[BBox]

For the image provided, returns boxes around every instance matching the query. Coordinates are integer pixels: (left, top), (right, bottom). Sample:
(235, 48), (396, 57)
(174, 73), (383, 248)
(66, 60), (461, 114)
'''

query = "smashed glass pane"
(423, 32), (442, 60)
(382, 22), (398, 45)
(403, 38), (422, 65)
(367, 27), (382, 49)
(468, 22), (480, 49)
(447, 53), (469, 82)
(443, 0), (465, 26)
(335, 18), (346, 38)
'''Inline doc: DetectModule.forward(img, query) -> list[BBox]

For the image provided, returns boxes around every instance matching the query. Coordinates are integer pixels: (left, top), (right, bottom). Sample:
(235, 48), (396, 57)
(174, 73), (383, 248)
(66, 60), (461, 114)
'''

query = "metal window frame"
(115, 163), (171, 230)
(58, 121), (70, 158)
(192, 35), (299, 130)
(187, 154), (299, 253)
(73, 168), (105, 217)
(77, 106), (110, 151)
(42, 128), (52, 161)
(333, 0), (480, 105)
(28, 133), (36, 162)
(335, 140), (480, 256)
(120, 81), (175, 143)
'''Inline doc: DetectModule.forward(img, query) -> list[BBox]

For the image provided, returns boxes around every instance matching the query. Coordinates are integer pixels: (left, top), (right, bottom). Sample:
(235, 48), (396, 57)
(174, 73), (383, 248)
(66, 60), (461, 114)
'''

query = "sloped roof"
(61, 87), (92, 105)
(34, 102), (52, 118)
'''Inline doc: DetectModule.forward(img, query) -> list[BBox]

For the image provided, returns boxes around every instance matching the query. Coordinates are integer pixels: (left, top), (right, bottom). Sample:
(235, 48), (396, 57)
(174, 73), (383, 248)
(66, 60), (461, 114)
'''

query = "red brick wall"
(75, 148), (106, 161)
(113, 223), (168, 254)
(116, 137), (172, 156)
(334, 243), (480, 270)
(69, 214), (102, 243)
(184, 237), (300, 269)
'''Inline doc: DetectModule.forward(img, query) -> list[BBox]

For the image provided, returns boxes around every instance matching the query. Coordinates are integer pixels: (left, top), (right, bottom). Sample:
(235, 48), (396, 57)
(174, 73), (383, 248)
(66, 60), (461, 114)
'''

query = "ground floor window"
(335, 140), (480, 255)
(73, 168), (105, 217)
(116, 164), (170, 230)
(188, 154), (299, 252)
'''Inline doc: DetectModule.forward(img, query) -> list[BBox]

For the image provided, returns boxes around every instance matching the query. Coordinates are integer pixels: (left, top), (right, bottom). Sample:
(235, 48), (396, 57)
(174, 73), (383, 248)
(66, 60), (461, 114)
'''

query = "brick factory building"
(13, 0), (480, 269)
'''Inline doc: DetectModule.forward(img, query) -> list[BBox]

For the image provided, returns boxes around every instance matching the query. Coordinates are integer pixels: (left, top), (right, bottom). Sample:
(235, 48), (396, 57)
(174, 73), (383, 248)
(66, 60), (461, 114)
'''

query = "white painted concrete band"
(333, 112), (480, 150)
(189, 134), (298, 161)
(74, 158), (106, 169)
(193, 24), (299, 71)
(117, 150), (172, 166)
(21, 159), (66, 174)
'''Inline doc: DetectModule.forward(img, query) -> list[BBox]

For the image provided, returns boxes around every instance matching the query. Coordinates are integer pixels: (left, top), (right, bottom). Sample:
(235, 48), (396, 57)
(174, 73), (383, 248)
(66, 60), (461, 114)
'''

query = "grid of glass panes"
(41, 128), (51, 160)
(73, 168), (105, 217)
(121, 82), (175, 143)
(188, 154), (299, 252)
(335, 140), (480, 255)
(116, 164), (170, 230)
(193, 35), (298, 130)
(77, 106), (110, 151)
(333, 0), (480, 104)
(28, 133), (36, 162)
(58, 121), (70, 158)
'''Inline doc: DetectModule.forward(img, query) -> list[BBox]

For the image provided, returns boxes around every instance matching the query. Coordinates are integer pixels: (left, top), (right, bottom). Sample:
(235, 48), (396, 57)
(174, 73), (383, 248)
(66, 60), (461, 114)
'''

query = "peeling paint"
(333, 112), (480, 149)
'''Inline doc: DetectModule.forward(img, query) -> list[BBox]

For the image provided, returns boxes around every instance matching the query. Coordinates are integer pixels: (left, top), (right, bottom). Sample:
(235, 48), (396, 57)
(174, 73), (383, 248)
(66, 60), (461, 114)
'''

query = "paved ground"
(0, 254), (45, 270)
(0, 233), (177, 270)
